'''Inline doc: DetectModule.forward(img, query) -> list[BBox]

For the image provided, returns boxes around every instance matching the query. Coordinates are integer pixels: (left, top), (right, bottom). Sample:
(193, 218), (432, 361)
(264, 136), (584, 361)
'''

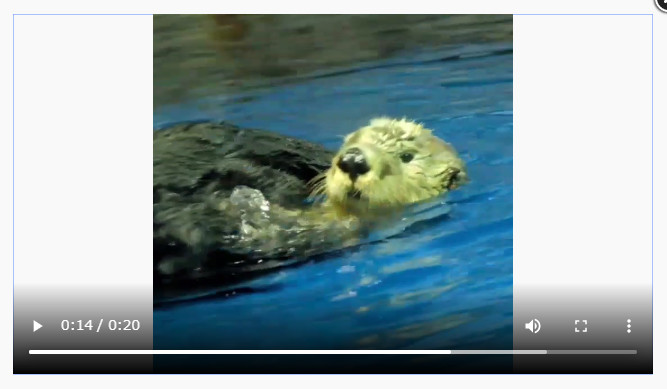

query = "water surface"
(153, 43), (513, 352)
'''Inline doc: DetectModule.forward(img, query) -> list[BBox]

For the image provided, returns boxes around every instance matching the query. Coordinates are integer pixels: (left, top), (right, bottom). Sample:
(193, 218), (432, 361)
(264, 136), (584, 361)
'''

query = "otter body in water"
(154, 118), (466, 299)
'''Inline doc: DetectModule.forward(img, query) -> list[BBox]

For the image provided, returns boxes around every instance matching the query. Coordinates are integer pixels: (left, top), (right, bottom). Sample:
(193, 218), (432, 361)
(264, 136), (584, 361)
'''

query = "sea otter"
(154, 117), (466, 300)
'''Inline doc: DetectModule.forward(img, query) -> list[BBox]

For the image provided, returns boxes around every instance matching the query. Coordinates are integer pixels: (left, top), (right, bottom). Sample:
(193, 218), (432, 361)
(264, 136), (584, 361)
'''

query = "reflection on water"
(153, 15), (512, 353)
(388, 281), (461, 307)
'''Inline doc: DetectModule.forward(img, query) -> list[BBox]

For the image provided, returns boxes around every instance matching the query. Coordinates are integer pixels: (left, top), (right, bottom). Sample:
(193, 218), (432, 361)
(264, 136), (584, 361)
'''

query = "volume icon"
(525, 319), (541, 333)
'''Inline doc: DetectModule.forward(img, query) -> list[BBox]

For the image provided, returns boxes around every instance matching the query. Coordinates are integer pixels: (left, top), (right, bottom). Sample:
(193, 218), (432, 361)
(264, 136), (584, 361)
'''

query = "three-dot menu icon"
(627, 319), (631, 334)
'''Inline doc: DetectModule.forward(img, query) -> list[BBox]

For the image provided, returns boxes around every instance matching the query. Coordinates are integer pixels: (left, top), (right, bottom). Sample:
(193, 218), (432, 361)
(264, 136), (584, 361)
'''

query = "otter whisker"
(313, 184), (328, 198)
(306, 172), (326, 187)
(306, 173), (326, 190)
(308, 184), (324, 199)
(307, 172), (329, 200)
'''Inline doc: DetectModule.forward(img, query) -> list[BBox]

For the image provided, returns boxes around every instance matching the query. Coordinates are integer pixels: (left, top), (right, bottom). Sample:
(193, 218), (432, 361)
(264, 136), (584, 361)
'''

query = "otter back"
(153, 121), (334, 302)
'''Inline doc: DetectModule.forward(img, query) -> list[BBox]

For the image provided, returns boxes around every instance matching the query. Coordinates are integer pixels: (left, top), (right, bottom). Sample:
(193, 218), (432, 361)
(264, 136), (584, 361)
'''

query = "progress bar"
(28, 349), (637, 355)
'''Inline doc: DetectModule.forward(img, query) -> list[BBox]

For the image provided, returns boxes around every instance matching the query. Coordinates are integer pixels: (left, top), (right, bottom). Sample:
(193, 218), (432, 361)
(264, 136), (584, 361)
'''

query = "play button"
(33, 321), (42, 332)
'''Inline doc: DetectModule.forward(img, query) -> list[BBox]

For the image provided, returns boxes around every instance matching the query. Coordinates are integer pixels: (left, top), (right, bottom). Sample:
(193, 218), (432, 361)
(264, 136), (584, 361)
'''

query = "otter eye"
(399, 152), (414, 163)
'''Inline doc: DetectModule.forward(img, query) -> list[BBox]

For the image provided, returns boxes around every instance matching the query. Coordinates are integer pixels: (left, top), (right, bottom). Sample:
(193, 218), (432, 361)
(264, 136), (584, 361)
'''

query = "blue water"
(153, 43), (513, 352)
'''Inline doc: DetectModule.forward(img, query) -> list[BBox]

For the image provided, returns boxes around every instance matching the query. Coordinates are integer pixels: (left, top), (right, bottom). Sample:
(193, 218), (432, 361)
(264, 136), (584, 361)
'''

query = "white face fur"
(312, 117), (467, 216)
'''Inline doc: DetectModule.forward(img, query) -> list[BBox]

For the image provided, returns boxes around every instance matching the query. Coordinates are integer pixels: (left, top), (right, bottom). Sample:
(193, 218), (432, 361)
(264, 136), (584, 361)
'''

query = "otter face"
(315, 117), (468, 215)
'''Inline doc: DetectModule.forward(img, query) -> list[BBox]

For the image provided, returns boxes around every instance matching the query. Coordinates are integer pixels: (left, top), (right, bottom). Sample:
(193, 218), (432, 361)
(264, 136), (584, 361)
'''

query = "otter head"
(314, 117), (468, 216)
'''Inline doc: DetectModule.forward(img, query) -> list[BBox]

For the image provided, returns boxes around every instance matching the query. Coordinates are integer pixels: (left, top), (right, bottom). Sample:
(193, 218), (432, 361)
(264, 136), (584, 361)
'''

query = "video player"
(11, 6), (657, 376)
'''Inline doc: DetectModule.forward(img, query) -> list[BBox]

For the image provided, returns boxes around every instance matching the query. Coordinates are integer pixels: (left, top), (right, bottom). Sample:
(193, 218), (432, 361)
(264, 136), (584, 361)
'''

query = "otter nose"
(337, 147), (370, 179)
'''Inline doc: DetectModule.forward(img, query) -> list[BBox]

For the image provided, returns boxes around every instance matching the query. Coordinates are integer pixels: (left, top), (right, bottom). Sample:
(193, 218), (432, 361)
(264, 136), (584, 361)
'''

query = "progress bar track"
(28, 350), (638, 355)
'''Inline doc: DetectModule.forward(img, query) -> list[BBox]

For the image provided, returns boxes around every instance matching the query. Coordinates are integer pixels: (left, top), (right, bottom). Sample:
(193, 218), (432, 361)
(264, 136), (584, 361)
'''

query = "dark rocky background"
(153, 14), (512, 108)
